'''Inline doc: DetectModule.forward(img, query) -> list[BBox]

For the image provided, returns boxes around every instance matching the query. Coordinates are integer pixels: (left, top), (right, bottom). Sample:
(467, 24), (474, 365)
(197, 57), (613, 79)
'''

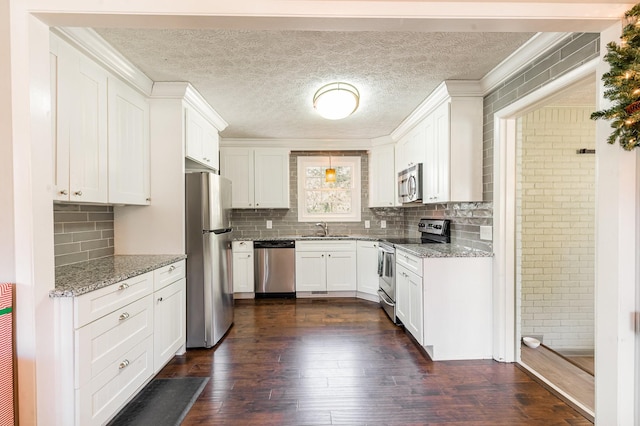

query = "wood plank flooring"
(520, 343), (594, 418)
(157, 298), (591, 425)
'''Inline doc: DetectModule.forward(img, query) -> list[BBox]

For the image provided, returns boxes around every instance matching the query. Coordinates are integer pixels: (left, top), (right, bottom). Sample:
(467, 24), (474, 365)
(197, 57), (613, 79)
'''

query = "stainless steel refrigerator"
(185, 172), (234, 348)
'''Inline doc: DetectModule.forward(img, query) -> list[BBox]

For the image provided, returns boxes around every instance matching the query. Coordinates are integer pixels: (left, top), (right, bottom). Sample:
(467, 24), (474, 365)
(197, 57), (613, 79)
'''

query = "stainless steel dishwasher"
(254, 240), (296, 297)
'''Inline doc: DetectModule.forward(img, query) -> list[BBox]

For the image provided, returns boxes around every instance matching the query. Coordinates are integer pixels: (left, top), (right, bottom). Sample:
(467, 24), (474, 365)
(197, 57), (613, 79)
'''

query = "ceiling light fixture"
(313, 82), (360, 120)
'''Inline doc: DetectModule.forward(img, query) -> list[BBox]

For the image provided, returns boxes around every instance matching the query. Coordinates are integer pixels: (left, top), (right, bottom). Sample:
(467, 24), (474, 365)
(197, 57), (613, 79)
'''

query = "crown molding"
(151, 82), (229, 131)
(220, 138), (373, 150)
(480, 32), (571, 95)
(52, 27), (153, 96)
(391, 80), (483, 141)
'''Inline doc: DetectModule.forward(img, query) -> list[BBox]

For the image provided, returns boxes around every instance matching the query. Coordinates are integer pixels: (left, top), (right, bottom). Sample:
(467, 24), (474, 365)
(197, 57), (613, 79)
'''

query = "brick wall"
(53, 204), (115, 267)
(517, 106), (595, 351)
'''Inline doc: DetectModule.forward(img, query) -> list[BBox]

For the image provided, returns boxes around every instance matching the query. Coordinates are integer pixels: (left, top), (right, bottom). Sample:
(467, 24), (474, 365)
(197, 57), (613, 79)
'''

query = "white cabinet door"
(54, 40), (109, 203)
(369, 145), (396, 207)
(107, 77), (150, 205)
(232, 250), (254, 293)
(185, 106), (219, 170)
(356, 241), (379, 296)
(396, 264), (410, 326)
(425, 101), (450, 203)
(295, 251), (326, 292)
(254, 148), (289, 208)
(326, 251), (357, 291)
(153, 278), (186, 373)
(220, 147), (254, 208)
(407, 269), (423, 345)
(397, 124), (426, 171)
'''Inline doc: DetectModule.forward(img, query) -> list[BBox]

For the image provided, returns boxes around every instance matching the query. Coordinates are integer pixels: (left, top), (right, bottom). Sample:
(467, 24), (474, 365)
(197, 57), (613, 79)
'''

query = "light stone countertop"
(51, 254), (187, 298)
(394, 243), (494, 258)
(234, 236), (493, 258)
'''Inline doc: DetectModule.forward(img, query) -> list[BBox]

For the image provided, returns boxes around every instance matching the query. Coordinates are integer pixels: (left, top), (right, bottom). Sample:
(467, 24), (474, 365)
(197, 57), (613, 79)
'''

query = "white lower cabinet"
(232, 241), (254, 295)
(295, 241), (356, 293)
(56, 259), (186, 425)
(356, 241), (379, 299)
(396, 263), (423, 345)
(153, 263), (186, 373)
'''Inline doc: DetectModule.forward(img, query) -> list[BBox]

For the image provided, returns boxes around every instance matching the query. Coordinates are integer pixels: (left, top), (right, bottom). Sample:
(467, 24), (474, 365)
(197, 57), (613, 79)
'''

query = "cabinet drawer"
(76, 335), (154, 426)
(75, 294), (153, 389)
(232, 240), (253, 253)
(396, 249), (423, 276)
(296, 240), (357, 252)
(153, 260), (186, 291)
(74, 272), (153, 329)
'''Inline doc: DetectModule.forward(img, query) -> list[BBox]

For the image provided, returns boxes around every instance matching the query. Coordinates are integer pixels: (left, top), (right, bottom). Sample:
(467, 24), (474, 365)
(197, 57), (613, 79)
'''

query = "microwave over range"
(398, 163), (423, 204)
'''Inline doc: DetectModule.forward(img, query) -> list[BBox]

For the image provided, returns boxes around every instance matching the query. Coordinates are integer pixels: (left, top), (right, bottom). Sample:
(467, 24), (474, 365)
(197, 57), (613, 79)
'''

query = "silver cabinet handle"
(247, 254), (251, 258)
(169, 265), (176, 272)
(59, 189), (68, 195)
(119, 359), (130, 369)
(118, 283), (129, 291)
(239, 242), (245, 246)
(157, 297), (164, 302)
(119, 312), (130, 321)
(74, 190), (82, 196)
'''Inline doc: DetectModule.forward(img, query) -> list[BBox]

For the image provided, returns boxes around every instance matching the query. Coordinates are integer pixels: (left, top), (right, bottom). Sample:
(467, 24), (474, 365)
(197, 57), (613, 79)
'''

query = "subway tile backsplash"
(53, 204), (114, 266)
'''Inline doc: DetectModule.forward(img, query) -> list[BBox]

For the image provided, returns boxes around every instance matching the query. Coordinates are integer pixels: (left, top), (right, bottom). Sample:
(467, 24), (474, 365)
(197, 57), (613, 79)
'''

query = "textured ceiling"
(95, 29), (535, 140)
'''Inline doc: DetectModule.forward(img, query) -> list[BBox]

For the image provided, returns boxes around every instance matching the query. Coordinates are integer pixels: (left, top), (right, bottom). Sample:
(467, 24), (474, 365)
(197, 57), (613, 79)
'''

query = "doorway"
(514, 77), (596, 418)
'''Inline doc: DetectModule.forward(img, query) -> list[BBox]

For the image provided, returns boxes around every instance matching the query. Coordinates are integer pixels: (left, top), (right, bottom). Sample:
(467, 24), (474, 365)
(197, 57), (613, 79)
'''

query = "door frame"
(491, 59), (598, 363)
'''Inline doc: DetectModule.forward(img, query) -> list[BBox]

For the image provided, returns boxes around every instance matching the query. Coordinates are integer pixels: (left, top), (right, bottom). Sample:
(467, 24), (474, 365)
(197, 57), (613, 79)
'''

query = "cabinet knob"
(118, 283), (129, 291)
(146, 197), (151, 202)
(256, 203), (259, 206)
(328, 254), (331, 257)
(59, 189), (68, 195)
(247, 254), (251, 258)
(157, 297), (164, 302)
(118, 312), (130, 321)
(169, 265), (176, 272)
(249, 203), (252, 206)
(321, 254), (324, 257)
(74, 190), (82, 196)
(119, 359), (130, 370)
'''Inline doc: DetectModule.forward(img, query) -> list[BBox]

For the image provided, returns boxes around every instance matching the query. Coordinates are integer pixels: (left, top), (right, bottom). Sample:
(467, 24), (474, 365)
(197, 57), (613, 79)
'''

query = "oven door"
(377, 244), (395, 301)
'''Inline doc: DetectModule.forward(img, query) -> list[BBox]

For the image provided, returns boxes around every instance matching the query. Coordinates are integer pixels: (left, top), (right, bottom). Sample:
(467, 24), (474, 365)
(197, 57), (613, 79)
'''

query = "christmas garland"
(591, 3), (640, 150)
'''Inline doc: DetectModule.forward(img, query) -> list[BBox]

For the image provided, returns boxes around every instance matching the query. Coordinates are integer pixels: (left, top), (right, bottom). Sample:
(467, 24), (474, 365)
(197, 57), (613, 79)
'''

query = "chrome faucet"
(315, 222), (328, 237)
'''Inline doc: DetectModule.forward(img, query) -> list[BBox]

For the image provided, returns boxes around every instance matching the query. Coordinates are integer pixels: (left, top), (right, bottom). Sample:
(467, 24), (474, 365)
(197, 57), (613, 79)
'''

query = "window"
(297, 156), (361, 222)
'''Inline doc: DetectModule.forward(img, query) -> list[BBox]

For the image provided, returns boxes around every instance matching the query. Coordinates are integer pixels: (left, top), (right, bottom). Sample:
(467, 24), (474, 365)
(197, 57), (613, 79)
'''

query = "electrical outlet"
(364, 220), (370, 229)
(266, 220), (272, 229)
(480, 226), (492, 240)
(380, 220), (387, 229)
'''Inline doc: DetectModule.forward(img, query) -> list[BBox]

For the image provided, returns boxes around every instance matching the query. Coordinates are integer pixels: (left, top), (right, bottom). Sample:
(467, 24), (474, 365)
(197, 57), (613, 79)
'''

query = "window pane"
(306, 176), (322, 189)
(306, 166), (322, 178)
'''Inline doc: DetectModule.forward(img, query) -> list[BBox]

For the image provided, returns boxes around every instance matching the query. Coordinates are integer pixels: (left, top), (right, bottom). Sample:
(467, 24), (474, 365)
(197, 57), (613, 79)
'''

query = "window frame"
(297, 156), (362, 222)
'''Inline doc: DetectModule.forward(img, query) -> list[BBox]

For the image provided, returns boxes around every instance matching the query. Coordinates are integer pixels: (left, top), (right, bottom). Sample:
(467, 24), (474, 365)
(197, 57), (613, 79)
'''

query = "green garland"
(591, 3), (640, 150)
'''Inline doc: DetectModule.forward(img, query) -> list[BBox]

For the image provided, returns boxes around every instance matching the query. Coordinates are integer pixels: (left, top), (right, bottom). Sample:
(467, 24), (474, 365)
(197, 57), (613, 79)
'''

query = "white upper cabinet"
(423, 84), (483, 204)
(368, 144), (397, 207)
(395, 123), (426, 172)
(51, 32), (152, 206)
(392, 81), (483, 205)
(220, 147), (289, 209)
(107, 77), (150, 205)
(185, 105), (220, 171)
(51, 35), (108, 203)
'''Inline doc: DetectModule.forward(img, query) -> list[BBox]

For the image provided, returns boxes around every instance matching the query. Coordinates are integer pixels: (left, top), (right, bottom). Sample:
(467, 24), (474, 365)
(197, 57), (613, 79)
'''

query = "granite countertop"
(394, 243), (493, 258)
(234, 236), (493, 258)
(51, 254), (187, 298)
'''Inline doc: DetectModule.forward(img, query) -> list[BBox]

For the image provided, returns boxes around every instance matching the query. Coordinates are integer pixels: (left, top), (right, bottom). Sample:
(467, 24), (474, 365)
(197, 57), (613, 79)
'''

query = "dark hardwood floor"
(157, 298), (591, 425)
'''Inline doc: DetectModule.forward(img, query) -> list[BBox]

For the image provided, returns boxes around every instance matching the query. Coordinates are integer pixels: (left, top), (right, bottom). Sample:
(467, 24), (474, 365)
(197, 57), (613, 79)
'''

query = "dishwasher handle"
(253, 240), (295, 249)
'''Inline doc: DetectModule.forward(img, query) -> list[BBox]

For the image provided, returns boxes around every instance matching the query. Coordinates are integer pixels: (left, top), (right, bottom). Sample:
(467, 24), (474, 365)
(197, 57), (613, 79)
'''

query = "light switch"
(364, 220), (370, 229)
(480, 226), (492, 241)
(381, 220), (387, 229)
(266, 220), (272, 229)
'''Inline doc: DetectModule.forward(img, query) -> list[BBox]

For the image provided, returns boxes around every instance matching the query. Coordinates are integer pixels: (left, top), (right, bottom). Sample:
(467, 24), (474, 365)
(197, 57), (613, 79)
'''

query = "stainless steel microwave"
(397, 163), (423, 204)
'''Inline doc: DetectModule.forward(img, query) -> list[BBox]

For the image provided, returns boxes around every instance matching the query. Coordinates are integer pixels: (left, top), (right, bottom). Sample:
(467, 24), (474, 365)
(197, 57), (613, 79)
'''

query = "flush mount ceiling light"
(313, 82), (360, 120)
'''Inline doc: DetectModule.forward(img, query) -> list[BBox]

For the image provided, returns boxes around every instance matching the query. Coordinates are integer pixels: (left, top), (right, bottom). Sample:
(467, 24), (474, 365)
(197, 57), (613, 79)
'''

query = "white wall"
(518, 106), (595, 351)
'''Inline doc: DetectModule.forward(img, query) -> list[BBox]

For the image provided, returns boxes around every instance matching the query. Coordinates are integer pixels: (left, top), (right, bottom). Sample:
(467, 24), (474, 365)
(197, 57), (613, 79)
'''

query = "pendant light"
(325, 156), (336, 183)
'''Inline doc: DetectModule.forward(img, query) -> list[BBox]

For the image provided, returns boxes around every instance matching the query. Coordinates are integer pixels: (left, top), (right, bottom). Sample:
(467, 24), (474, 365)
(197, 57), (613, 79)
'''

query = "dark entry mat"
(107, 377), (209, 426)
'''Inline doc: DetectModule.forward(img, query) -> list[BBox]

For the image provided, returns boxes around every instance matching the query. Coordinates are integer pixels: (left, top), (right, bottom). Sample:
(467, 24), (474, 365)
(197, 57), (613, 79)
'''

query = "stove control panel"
(418, 218), (450, 236)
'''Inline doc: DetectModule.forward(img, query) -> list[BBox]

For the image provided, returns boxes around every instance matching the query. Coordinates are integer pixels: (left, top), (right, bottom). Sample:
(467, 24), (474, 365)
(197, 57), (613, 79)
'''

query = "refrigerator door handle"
(212, 228), (233, 235)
